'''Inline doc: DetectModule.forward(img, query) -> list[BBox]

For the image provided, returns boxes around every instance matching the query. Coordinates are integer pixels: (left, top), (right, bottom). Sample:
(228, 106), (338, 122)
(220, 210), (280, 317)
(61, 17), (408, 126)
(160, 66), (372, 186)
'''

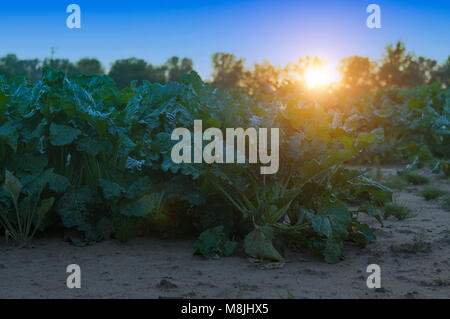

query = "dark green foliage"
(344, 84), (450, 164)
(193, 226), (237, 259)
(108, 58), (167, 89)
(0, 54), (42, 82)
(165, 56), (194, 82)
(76, 58), (104, 75)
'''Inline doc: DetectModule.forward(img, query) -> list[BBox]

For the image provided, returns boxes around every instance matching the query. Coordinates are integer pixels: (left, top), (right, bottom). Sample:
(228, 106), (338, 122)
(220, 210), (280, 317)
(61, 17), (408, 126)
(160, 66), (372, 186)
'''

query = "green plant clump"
(404, 172), (430, 185)
(193, 226), (237, 259)
(384, 201), (416, 220)
(384, 176), (408, 190)
(0, 170), (54, 244)
(420, 187), (446, 201)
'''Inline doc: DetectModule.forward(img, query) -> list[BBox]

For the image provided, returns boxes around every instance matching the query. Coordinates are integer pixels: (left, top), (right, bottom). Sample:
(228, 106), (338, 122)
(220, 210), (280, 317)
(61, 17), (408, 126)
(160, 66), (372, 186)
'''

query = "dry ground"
(0, 167), (449, 299)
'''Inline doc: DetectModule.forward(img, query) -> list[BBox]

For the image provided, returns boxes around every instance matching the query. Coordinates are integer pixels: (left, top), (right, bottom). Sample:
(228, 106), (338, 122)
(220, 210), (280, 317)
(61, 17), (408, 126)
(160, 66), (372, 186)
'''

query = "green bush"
(384, 176), (408, 190)
(420, 187), (446, 201)
(404, 172), (429, 185)
(384, 201), (416, 220)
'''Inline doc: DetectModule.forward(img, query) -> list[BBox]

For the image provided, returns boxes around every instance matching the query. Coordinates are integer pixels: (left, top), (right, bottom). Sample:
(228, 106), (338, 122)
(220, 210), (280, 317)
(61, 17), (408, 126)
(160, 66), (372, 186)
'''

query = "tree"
(431, 56), (450, 87)
(211, 52), (246, 89)
(0, 54), (42, 82)
(377, 41), (442, 88)
(242, 61), (282, 93)
(108, 58), (167, 89)
(166, 56), (194, 82)
(338, 56), (377, 94)
(404, 56), (438, 86)
(76, 58), (104, 75)
(43, 58), (78, 78)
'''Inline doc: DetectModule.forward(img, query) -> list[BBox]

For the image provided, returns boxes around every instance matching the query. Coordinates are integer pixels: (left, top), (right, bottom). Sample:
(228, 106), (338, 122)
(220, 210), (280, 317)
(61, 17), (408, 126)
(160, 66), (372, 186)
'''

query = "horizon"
(1, 0), (449, 80)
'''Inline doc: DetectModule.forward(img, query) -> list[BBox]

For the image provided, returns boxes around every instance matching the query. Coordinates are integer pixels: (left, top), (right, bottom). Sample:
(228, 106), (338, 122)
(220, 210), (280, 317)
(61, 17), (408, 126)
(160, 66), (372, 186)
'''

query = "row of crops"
(0, 68), (448, 263)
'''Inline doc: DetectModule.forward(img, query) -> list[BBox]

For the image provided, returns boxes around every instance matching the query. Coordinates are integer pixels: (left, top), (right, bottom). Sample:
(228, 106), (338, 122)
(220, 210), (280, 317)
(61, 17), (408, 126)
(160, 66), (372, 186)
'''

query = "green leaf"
(351, 176), (392, 204)
(193, 226), (236, 259)
(324, 238), (343, 264)
(355, 132), (377, 148)
(49, 123), (81, 146)
(120, 194), (158, 217)
(76, 137), (107, 156)
(99, 179), (124, 201)
(17, 154), (48, 174)
(317, 200), (351, 224)
(243, 225), (284, 261)
(3, 170), (22, 206)
(353, 223), (375, 247)
(48, 173), (70, 193)
(309, 215), (332, 238)
(0, 122), (18, 151)
(21, 169), (54, 196)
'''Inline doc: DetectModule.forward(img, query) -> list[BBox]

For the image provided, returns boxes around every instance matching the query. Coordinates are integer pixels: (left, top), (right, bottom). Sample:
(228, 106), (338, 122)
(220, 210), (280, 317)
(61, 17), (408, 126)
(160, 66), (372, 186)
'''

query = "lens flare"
(304, 66), (340, 89)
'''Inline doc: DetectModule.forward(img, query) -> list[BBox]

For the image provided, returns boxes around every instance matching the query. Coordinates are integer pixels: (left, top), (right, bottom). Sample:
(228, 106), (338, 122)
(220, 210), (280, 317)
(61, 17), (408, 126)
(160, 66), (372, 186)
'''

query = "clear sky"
(1, 0), (449, 79)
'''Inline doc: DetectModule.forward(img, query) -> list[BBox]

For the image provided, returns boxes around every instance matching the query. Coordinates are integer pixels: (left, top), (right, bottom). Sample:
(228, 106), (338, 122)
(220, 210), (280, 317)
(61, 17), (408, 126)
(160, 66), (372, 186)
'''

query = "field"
(1, 167), (449, 299)
(0, 68), (449, 299)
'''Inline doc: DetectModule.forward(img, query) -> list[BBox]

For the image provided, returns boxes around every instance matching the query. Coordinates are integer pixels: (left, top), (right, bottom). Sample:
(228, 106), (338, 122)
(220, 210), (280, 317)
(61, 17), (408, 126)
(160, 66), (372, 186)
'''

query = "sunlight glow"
(304, 66), (340, 89)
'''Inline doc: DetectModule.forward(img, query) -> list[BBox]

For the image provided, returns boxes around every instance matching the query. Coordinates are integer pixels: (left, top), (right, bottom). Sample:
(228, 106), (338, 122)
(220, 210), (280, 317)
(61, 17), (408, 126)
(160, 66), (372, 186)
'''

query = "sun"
(304, 66), (339, 89)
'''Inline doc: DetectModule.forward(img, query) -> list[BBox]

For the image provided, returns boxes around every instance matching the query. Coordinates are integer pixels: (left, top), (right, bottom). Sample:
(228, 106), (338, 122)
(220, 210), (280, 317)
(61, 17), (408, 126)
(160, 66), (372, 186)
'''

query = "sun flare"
(304, 66), (340, 89)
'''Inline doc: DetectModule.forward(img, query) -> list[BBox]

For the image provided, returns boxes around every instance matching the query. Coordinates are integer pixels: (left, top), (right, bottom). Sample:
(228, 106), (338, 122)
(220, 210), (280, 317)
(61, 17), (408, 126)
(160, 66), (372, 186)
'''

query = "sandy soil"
(0, 167), (449, 299)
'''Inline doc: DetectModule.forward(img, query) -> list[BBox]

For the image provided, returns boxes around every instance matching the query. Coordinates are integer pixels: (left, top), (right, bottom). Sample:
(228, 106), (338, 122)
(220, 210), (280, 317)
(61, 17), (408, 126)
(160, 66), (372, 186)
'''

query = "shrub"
(384, 176), (408, 190)
(420, 187), (446, 201)
(384, 201), (416, 220)
(404, 172), (429, 185)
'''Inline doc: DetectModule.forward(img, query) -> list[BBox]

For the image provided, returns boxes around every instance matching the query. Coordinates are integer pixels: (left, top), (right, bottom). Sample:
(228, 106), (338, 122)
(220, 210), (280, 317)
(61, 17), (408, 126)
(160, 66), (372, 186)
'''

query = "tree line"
(210, 41), (449, 95)
(1, 41), (448, 95)
(0, 54), (194, 89)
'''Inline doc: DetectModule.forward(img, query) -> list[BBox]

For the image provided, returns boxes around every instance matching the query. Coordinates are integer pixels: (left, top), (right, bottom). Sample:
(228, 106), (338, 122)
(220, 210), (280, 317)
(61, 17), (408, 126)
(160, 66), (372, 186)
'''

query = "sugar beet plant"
(201, 101), (391, 262)
(338, 84), (450, 166)
(0, 68), (393, 263)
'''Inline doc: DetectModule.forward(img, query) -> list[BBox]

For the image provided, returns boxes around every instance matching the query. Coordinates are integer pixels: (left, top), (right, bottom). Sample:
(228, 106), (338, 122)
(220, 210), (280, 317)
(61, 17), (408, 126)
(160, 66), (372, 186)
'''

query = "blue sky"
(1, 0), (449, 79)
